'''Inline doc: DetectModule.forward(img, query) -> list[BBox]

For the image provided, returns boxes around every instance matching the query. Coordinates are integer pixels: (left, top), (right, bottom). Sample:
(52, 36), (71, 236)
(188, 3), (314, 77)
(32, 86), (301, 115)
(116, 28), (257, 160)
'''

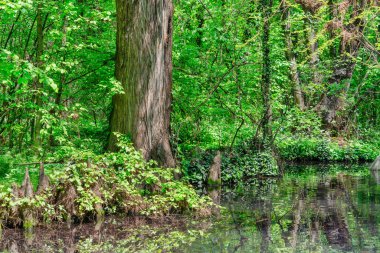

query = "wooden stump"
(37, 162), (50, 194)
(208, 151), (222, 187)
(20, 168), (35, 230)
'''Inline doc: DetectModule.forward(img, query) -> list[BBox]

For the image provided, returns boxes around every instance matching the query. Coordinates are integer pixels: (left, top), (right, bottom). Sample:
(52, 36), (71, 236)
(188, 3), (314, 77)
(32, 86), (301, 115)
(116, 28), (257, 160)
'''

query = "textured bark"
(319, 0), (367, 130)
(281, 2), (305, 110)
(370, 156), (380, 171)
(309, 19), (321, 85)
(261, 0), (273, 147)
(37, 162), (50, 194)
(208, 151), (221, 186)
(20, 168), (34, 198)
(109, 0), (175, 168)
(320, 58), (357, 130)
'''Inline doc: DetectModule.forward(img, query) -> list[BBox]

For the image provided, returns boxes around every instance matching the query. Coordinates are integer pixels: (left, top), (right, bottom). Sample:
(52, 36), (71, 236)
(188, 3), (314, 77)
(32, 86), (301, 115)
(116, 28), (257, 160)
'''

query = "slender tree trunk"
(261, 0), (273, 148)
(281, 1), (305, 110)
(32, 3), (44, 148)
(109, 0), (175, 168)
(290, 195), (304, 248)
(309, 18), (321, 85)
(195, 6), (204, 47)
(50, 17), (67, 146)
(3, 11), (21, 49)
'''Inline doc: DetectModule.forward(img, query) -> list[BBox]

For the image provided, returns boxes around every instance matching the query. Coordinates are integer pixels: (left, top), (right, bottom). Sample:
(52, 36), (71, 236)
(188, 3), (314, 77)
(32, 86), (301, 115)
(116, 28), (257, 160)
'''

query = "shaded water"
(1, 164), (380, 252)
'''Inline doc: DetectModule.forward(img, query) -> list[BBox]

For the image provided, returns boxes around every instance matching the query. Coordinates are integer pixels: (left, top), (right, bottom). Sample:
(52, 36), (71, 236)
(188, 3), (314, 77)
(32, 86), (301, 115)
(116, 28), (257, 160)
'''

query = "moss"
(207, 178), (222, 187)
(23, 218), (35, 230)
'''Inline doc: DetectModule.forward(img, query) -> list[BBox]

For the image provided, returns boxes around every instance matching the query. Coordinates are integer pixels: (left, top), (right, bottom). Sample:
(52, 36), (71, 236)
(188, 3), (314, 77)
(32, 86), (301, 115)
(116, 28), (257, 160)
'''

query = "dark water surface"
(1, 164), (380, 252)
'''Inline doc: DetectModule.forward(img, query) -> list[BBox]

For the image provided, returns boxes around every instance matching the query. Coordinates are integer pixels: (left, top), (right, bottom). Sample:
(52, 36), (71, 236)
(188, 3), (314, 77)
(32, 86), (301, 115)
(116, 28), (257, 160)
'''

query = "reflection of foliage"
(77, 226), (208, 253)
(2, 164), (380, 252)
(189, 165), (380, 253)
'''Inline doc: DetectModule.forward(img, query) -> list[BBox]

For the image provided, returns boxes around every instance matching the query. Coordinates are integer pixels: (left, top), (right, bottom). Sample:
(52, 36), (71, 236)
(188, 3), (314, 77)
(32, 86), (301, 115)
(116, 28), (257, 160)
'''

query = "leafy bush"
(183, 147), (279, 187)
(223, 151), (278, 185)
(0, 154), (11, 178)
(278, 137), (380, 162)
(0, 136), (213, 228)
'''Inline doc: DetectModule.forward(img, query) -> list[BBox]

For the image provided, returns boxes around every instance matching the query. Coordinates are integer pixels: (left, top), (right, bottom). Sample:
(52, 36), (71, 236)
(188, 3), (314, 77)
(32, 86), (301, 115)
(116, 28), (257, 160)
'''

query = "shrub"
(183, 147), (279, 187)
(278, 137), (380, 162)
(0, 136), (213, 228)
(0, 154), (11, 178)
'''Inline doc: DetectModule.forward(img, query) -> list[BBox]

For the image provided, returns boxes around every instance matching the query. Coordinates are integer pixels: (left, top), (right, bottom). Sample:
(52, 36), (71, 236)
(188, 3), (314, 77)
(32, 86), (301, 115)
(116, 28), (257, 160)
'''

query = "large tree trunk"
(108, 0), (175, 168)
(319, 0), (367, 131)
(319, 58), (356, 130)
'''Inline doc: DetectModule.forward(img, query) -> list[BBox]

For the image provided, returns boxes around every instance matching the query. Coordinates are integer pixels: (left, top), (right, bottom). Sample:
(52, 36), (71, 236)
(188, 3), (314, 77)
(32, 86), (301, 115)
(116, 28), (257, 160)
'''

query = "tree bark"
(32, 3), (44, 148)
(109, 0), (175, 168)
(261, 0), (273, 148)
(281, 1), (305, 110)
(319, 0), (367, 131)
(309, 18), (321, 85)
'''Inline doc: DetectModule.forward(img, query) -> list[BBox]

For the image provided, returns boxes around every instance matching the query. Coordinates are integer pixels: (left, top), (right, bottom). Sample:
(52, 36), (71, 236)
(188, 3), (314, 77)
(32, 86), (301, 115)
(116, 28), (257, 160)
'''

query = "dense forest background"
(1, 0), (379, 179)
(1, 0), (380, 238)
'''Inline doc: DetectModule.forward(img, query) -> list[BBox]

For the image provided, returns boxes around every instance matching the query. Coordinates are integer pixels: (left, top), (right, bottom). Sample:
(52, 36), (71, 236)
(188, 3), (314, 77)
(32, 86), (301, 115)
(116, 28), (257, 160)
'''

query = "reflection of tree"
(234, 170), (380, 252)
(316, 177), (352, 251)
(255, 201), (272, 253)
(276, 172), (355, 251)
(289, 190), (305, 249)
(252, 180), (276, 253)
(3, 170), (380, 252)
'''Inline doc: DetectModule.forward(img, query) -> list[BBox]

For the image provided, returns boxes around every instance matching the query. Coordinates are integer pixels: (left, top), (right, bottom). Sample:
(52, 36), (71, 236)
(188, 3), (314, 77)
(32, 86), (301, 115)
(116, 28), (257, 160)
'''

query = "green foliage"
(0, 154), (11, 178)
(0, 0), (380, 233)
(183, 147), (278, 187)
(278, 137), (380, 162)
(0, 0), (116, 155)
(0, 138), (213, 227)
(223, 151), (278, 185)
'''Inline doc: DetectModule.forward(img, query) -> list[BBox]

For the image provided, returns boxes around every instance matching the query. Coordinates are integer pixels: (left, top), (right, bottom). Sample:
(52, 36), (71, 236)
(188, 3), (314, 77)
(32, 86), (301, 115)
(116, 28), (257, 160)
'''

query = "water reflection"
(192, 165), (380, 252)
(1, 164), (380, 252)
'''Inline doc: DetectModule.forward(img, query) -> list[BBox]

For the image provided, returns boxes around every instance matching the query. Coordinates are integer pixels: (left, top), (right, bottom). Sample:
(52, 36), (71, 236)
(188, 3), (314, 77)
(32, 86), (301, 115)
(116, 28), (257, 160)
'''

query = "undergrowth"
(278, 137), (380, 162)
(0, 135), (213, 229)
(182, 143), (279, 188)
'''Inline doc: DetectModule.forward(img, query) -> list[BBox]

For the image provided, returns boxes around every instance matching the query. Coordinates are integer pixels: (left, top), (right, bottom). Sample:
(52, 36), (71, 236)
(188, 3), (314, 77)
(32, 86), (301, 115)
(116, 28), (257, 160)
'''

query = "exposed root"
(0, 151), (214, 229)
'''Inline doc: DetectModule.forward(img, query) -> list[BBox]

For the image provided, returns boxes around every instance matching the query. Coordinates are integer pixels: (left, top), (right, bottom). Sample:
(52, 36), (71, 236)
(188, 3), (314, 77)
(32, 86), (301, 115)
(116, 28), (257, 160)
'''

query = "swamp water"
(1, 163), (380, 252)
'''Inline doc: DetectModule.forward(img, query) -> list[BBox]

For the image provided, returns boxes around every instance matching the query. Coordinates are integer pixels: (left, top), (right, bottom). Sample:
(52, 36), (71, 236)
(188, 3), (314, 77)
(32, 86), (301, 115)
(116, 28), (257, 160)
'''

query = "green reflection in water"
(2, 163), (380, 253)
